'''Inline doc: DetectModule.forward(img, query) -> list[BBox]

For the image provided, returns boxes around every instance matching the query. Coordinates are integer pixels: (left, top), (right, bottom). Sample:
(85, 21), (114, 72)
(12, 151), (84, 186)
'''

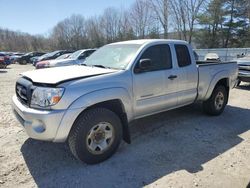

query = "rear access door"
(173, 44), (198, 106)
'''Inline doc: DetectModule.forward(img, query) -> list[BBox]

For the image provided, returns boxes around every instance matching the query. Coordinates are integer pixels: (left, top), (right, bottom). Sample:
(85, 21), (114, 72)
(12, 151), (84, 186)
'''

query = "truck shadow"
(237, 83), (250, 91)
(21, 104), (250, 188)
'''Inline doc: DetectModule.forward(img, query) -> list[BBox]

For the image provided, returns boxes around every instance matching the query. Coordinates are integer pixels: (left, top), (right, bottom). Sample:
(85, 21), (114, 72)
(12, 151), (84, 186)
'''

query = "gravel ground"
(0, 64), (249, 188)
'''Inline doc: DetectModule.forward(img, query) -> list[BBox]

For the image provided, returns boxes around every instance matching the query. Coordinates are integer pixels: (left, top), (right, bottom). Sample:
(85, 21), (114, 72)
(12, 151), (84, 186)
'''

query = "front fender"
(54, 87), (133, 142)
(69, 87), (133, 119)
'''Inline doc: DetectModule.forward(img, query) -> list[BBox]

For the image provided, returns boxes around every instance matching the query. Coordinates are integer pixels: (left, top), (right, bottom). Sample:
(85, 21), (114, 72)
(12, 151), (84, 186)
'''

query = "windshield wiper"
(92, 64), (110, 69)
(83, 64), (122, 70)
(80, 64), (108, 69)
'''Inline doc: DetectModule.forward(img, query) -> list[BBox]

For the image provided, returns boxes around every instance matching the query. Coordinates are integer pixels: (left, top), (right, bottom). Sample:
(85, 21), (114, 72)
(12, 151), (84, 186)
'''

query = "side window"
(135, 44), (172, 72)
(175, 44), (191, 67)
(86, 50), (95, 57)
(55, 52), (61, 57)
(78, 52), (87, 59)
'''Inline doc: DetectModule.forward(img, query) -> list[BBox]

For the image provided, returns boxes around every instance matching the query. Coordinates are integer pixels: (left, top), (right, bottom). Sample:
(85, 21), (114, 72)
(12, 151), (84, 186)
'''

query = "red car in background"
(36, 53), (72, 69)
(0, 53), (10, 69)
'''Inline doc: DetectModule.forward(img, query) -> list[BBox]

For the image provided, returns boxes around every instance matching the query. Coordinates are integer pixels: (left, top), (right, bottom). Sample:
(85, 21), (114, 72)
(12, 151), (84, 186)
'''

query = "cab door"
(174, 44), (198, 105)
(132, 44), (178, 118)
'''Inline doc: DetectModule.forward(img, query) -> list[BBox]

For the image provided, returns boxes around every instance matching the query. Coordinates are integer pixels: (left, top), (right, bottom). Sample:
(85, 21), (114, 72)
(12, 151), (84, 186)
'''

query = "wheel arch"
(83, 99), (131, 144)
(54, 88), (133, 143)
(204, 75), (230, 101)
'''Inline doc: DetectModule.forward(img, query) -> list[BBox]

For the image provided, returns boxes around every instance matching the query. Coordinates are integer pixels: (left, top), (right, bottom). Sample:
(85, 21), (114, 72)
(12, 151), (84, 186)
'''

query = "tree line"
(0, 0), (249, 52)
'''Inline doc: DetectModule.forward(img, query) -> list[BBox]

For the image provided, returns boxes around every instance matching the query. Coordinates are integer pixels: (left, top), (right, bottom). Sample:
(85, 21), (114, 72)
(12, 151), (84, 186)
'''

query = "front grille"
(238, 64), (250, 71)
(16, 77), (33, 106)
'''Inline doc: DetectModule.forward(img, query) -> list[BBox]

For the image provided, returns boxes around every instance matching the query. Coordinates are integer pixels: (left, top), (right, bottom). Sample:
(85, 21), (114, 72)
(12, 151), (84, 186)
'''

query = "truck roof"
(110, 39), (188, 46)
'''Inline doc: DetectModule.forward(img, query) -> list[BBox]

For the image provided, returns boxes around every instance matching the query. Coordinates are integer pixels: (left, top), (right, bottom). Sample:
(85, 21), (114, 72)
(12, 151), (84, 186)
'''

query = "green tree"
(196, 0), (225, 48)
(222, 0), (250, 47)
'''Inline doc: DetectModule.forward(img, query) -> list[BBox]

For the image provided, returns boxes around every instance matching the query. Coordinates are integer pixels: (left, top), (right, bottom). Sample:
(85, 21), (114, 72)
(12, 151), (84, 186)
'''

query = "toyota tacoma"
(12, 39), (238, 164)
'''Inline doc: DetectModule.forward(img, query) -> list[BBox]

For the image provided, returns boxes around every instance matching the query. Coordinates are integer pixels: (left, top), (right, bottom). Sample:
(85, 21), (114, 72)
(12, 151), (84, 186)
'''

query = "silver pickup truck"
(12, 39), (238, 164)
(234, 55), (250, 86)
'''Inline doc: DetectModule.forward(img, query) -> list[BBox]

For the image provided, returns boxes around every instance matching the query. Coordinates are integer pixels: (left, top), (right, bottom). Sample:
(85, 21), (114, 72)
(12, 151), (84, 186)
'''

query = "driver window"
(135, 44), (172, 72)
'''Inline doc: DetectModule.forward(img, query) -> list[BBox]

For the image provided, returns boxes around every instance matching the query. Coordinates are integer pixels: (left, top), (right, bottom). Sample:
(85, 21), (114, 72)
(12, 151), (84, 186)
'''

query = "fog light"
(32, 120), (46, 133)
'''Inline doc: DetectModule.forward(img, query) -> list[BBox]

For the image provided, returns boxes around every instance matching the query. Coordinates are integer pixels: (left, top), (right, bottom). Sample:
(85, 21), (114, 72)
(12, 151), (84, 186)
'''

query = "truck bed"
(196, 61), (238, 101)
(196, 60), (236, 65)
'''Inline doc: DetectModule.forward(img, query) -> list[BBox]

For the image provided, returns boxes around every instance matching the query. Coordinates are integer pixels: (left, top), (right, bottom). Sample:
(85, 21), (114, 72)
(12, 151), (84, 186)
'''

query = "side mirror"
(138, 59), (152, 72)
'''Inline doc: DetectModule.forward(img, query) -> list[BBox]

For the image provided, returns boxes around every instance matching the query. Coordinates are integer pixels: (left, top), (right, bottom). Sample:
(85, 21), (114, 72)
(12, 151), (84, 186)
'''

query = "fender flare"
(204, 70), (229, 100)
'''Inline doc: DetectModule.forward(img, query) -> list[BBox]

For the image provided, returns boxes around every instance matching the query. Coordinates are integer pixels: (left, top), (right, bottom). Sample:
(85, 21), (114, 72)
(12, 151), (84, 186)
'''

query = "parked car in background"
(204, 53), (220, 62)
(30, 54), (46, 65)
(10, 52), (25, 64)
(36, 53), (72, 69)
(12, 39), (238, 164)
(234, 54), (250, 86)
(55, 53), (72, 60)
(0, 53), (11, 68)
(32, 50), (74, 66)
(18, 52), (45, 64)
(36, 49), (95, 69)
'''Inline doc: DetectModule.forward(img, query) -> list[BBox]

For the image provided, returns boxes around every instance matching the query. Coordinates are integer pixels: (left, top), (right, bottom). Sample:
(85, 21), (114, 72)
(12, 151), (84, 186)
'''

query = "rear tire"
(203, 86), (228, 116)
(68, 108), (122, 164)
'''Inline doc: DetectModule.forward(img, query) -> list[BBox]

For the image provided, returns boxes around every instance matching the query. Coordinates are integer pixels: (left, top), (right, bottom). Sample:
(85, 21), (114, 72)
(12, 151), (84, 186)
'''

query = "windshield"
(69, 50), (83, 59)
(38, 53), (51, 60)
(24, 52), (32, 56)
(56, 53), (71, 60)
(47, 51), (60, 57)
(85, 44), (141, 70)
(39, 51), (59, 60)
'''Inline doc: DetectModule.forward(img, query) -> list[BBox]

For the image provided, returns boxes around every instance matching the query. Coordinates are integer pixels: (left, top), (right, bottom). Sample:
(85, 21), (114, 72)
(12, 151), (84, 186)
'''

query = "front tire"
(203, 86), (228, 116)
(68, 108), (122, 164)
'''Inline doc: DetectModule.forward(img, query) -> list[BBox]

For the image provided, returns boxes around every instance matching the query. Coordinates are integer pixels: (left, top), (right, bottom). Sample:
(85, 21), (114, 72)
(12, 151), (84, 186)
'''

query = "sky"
(0, 0), (135, 35)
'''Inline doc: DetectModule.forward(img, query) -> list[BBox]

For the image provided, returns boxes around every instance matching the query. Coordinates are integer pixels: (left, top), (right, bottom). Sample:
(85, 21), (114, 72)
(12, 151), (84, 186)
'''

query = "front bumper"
(36, 63), (50, 69)
(12, 95), (84, 142)
(12, 95), (65, 141)
(238, 70), (250, 82)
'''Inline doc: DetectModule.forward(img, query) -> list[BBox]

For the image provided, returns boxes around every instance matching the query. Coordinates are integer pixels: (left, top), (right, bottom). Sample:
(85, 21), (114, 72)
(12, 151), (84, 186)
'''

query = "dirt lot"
(0, 64), (249, 188)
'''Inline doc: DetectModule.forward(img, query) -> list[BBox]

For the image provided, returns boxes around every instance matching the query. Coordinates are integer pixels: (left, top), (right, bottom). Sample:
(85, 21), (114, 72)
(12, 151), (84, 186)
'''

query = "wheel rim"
(214, 91), (224, 110)
(86, 122), (114, 155)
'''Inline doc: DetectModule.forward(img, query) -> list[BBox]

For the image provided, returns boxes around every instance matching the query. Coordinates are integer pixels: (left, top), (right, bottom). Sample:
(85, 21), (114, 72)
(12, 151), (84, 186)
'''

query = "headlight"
(30, 87), (64, 108)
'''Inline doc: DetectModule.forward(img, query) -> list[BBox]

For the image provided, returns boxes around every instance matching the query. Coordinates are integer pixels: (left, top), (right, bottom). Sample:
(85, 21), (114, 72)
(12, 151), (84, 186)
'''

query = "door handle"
(168, 75), (177, 80)
(140, 94), (154, 98)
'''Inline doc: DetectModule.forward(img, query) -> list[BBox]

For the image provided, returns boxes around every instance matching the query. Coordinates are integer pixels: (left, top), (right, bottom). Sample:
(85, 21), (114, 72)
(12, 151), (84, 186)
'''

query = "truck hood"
(21, 65), (118, 85)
